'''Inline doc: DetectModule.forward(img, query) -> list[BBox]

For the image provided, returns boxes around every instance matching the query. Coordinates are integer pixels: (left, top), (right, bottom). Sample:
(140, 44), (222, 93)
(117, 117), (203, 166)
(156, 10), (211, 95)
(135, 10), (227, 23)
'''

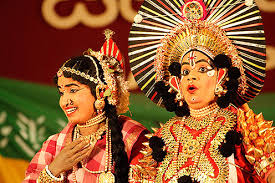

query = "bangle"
(38, 167), (64, 183)
(45, 165), (64, 181)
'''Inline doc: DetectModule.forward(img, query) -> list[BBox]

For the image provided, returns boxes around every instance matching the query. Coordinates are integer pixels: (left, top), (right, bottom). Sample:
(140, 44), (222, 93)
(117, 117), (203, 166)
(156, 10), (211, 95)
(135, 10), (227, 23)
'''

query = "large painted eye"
(182, 69), (190, 76)
(198, 66), (208, 73)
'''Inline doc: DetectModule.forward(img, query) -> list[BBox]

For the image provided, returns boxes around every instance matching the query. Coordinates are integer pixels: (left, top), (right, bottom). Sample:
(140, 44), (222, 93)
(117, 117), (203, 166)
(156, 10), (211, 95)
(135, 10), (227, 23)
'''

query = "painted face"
(57, 75), (96, 124)
(180, 51), (217, 110)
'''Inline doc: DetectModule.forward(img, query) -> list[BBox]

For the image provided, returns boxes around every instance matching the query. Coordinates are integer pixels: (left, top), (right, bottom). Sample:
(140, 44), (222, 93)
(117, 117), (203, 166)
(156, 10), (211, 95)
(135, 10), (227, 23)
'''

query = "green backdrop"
(0, 77), (274, 161)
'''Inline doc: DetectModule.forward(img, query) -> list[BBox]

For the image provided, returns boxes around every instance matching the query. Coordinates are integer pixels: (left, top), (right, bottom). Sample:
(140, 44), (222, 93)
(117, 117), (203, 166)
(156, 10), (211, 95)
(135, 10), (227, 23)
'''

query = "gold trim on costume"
(157, 109), (236, 182)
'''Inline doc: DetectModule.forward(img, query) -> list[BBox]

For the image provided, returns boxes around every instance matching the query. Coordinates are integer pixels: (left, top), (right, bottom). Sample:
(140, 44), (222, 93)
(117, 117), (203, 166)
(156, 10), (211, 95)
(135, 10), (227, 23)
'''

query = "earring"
(169, 76), (184, 106)
(95, 85), (106, 113)
(215, 68), (228, 97)
(215, 84), (224, 97)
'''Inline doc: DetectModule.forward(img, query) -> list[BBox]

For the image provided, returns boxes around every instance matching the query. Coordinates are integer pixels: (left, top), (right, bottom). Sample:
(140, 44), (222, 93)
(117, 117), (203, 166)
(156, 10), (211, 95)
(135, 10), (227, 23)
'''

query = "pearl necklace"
(77, 112), (106, 128)
(72, 118), (115, 183)
(189, 103), (219, 118)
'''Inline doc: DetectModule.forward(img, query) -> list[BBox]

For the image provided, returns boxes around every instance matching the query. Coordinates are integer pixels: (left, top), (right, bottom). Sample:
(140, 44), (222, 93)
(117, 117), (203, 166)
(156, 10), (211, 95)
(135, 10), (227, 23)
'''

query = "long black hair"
(54, 55), (129, 183)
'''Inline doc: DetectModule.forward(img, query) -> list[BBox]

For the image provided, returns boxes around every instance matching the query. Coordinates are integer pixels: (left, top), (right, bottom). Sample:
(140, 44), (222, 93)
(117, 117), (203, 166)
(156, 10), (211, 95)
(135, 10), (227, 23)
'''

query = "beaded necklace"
(72, 118), (114, 183)
(189, 103), (219, 118)
(76, 112), (106, 128)
(185, 103), (220, 130)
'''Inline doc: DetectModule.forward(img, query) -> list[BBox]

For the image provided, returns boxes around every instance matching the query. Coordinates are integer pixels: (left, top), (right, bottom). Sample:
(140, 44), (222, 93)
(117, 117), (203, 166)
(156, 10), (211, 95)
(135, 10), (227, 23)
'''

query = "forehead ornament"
(57, 57), (100, 85)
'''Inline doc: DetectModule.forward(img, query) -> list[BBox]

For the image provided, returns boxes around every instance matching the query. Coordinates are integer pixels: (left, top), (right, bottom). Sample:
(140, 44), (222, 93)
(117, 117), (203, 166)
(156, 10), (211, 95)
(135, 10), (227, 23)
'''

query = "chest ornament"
(157, 109), (236, 182)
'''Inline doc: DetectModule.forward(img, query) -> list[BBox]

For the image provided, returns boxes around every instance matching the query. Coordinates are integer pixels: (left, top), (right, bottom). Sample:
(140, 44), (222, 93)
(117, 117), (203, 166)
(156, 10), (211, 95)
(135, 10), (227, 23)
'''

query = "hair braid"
(104, 101), (129, 183)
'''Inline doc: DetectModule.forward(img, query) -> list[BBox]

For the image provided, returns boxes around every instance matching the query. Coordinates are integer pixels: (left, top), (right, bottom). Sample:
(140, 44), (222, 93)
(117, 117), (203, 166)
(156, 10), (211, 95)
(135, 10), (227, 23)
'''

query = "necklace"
(189, 103), (219, 118)
(72, 118), (115, 183)
(77, 112), (106, 128)
(188, 109), (218, 180)
(157, 108), (236, 182)
(157, 109), (220, 182)
(74, 125), (106, 148)
(184, 115), (211, 130)
(186, 103), (220, 130)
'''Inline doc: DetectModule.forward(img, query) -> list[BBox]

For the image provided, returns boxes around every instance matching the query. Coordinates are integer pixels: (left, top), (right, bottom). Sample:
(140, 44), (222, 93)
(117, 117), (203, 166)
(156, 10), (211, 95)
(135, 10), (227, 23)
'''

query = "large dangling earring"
(94, 85), (106, 114)
(214, 84), (224, 97)
(215, 68), (228, 97)
(169, 76), (184, 106)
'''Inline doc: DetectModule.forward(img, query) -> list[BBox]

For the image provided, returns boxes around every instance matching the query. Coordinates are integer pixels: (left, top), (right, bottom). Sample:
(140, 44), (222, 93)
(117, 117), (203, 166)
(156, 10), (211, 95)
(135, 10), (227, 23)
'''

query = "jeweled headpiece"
(129, 0), (266, 107)
(58, 29), (129, 114)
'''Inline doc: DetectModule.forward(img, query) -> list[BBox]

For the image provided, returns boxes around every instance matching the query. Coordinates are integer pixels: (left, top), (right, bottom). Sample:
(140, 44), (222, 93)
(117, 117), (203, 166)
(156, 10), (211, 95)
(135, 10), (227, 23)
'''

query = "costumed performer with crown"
(128, 0), (274, 182)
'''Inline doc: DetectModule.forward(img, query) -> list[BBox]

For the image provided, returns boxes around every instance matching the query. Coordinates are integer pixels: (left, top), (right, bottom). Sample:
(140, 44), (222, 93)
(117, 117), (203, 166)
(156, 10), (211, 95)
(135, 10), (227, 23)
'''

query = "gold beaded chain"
(72, 118), (115, 183)
(188, 109), (219, 180)
(171, 116), (186, 181)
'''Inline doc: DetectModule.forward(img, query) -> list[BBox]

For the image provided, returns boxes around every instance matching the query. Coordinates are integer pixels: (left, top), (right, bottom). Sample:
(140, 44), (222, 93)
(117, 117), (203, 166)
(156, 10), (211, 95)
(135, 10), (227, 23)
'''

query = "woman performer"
(128, 0), (274, 182)
(23, 30), (148, 183)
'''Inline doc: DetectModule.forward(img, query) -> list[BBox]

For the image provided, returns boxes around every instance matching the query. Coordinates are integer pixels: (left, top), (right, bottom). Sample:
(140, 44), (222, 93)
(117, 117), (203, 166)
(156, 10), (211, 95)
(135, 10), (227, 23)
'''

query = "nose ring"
(66, 99), (74, 106)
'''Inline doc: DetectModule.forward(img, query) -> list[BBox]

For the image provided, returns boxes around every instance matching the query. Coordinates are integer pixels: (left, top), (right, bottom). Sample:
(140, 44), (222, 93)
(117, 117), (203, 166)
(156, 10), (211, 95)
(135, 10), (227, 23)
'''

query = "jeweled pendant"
(99, 171), (115, 183)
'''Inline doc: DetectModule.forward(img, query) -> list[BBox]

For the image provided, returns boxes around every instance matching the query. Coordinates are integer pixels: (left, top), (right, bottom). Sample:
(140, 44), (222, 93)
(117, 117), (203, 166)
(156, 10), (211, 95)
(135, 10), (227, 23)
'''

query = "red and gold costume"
(23, 116), (147, 183)
(129, 104), (274, 183)
(128, 0), (274, 182)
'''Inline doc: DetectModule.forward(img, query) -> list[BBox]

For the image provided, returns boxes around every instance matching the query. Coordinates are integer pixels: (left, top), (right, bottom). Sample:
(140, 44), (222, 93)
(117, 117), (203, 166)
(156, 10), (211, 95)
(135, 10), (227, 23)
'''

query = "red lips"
(64, 106), (77, 117)
(187, 84), (198, 94)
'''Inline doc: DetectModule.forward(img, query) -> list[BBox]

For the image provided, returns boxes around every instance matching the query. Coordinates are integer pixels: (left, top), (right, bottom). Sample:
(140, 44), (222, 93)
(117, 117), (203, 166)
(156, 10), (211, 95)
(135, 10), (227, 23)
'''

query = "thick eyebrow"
(57, 83), (80, 88)
(196, 59), (209, 64)
(181, 59), (210, 66)
(182, 62), (189, 65)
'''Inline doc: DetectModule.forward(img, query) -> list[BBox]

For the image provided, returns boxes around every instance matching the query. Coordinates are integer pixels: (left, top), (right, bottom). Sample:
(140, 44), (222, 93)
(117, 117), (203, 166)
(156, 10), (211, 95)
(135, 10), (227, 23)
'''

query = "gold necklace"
(184, 115), (211, 130)
(188, 109), (218, 179)
(77, 112), (106, 128)
(72, 119), (115, 183)
(74, 125), (106, 148)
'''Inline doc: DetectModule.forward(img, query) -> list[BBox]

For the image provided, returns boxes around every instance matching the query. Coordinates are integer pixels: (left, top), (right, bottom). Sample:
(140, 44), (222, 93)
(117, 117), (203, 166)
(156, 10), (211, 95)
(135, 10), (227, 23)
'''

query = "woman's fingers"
(70, 139), (90, 154)
(67, 138), (86, 149)
(62, 138), (81, 151)
(71, 145), (93, 164)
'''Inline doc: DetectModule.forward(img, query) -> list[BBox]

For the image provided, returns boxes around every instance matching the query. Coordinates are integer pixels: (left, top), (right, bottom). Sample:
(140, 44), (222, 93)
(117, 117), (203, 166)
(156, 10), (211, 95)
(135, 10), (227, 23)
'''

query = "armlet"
(237, 109), (275, 178)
